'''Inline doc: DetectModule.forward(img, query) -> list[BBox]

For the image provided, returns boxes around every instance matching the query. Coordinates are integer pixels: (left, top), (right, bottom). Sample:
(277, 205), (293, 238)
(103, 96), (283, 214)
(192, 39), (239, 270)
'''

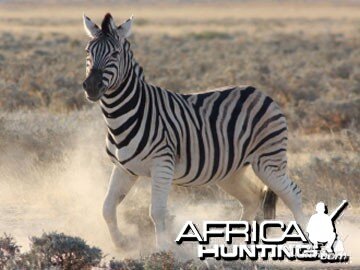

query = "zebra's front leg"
(103, 166), (138, 249)
(149, 158), (174, 250)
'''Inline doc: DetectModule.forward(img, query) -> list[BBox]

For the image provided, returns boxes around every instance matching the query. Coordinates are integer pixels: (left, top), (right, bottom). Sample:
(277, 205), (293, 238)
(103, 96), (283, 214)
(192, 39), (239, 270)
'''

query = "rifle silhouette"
(330, 200), (348, 221)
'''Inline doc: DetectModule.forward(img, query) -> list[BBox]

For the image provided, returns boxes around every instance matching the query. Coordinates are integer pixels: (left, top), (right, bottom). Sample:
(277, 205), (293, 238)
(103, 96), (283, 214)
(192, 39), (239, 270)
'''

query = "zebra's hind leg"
(103, 166), (138, 249)
(217, 166), (266, 222)
(251, 152), (307, 229)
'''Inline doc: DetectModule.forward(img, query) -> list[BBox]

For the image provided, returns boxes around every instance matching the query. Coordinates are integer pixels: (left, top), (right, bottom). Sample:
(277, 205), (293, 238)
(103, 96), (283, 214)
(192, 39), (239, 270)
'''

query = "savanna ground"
(0, 0), (359, 269)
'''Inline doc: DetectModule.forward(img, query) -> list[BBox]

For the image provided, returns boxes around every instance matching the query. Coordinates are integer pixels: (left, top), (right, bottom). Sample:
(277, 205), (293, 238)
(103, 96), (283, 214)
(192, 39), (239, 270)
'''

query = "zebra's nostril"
(82, 81), (87, 89)
(97, 82), (103, 89)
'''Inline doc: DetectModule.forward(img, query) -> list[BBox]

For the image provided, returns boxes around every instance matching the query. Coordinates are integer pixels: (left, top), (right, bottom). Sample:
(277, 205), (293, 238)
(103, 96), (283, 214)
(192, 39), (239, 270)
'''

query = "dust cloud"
(0, 113), (113, 254)
(0, 111), (235, 259)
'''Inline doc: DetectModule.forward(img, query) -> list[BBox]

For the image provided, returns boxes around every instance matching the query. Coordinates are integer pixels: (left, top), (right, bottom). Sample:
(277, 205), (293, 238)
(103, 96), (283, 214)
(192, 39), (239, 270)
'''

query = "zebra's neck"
(100, 68), (144, 117)
(131, 53), (145, 81)
(99, 46), (150, 146)
(124, 40), (145, 82)
(100, 40), (146, 107)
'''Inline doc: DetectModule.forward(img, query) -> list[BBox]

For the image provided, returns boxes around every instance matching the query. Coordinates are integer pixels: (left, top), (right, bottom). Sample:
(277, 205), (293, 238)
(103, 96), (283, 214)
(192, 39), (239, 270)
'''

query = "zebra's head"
(82, 13), (133, 102)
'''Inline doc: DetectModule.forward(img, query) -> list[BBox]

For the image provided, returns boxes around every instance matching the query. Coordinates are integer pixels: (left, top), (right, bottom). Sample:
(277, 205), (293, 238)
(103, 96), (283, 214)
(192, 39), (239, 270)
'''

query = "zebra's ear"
(83, 14), (100, 38)
(117, 16), (133, 38)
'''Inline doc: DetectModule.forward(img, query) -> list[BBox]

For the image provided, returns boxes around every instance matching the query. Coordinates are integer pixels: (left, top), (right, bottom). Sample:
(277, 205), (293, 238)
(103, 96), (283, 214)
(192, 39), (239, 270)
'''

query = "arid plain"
(0, 1), (359, 268)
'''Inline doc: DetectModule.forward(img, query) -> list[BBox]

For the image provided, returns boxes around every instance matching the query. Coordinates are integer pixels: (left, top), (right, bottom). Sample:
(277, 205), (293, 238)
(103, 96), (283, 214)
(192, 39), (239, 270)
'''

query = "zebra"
(82, 13), (307, 250)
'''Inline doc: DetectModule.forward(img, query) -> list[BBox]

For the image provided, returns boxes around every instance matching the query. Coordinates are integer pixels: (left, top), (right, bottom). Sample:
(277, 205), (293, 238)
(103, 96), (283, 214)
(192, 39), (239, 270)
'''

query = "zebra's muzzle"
(83, 69), (107, 102)
(85, 86), (106, 102)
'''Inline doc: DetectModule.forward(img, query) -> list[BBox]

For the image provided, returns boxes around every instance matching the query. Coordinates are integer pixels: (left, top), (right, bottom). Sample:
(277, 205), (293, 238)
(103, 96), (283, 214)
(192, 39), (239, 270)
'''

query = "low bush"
(0, 236), (202, 270)
(0, 234), (21, 269)
(0, 232), (102, 270)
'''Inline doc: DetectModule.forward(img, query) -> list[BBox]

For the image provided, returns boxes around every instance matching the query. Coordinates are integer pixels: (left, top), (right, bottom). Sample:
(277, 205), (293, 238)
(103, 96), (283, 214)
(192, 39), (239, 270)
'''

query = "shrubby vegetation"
(0, 233), (101, 269)
(0, 234), (20, 269)
(2, 233), (249, 270)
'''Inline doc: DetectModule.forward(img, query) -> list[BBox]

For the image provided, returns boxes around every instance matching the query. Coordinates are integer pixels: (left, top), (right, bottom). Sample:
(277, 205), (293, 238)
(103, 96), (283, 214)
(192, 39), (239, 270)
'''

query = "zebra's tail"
(262, 187), (278, 220)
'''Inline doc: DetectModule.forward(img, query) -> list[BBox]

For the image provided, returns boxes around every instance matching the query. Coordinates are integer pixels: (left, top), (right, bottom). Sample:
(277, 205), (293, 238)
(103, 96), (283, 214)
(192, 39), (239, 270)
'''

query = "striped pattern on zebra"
(82, 13), (306, 250)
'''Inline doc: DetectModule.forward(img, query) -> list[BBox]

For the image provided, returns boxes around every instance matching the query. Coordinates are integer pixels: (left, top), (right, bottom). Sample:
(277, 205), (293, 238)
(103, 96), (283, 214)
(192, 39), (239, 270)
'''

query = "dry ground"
(0, 1), (359, 268)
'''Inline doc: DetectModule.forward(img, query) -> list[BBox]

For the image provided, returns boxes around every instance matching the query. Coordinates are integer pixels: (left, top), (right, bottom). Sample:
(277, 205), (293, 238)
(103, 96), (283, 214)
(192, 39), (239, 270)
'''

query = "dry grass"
(1, 23), (359, 131)
(0, 1), (359, 267)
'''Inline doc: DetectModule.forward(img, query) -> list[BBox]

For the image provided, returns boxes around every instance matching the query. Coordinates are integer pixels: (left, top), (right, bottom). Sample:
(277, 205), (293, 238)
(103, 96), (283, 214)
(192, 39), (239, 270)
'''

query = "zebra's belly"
(111, 154), (153, 177)
(107, 145), (244, 185)
(172, 155), (241, 187)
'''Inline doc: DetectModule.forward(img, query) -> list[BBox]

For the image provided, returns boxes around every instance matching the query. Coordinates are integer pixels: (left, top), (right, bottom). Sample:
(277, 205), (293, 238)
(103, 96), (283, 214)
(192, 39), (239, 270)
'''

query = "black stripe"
(102, 71), (136, 110)
(192, 92), (213, 110)
(108, 83), (142, 135)
(257, 148), (286, 168)
(153, 152), (174, 160)
(167, 91), (185, 138)
(206, 90), (232, 182)
(235, 92), (261, 168)
(225, 87), (256, 175)
(142, 131), (166, 161)
(248, 127), (287, 156)
(253, 113), (285, 141)
(156, 88), (182, 157)
(238, 95), (273, 168)
(121, 86), (153, 164)
(106, 147), (137, 176)
(109, 78), (139, 115)
(150, 88), (163, 143)
(103, 57), (132, 99)
(173, 93), (200, 130)
(262, 158), (282, 166)
(115, 87), (146, 149)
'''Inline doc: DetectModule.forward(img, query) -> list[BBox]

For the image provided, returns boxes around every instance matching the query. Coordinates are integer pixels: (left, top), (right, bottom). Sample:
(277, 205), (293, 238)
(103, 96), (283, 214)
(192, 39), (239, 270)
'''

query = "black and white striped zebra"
(82, 13), (306, 249)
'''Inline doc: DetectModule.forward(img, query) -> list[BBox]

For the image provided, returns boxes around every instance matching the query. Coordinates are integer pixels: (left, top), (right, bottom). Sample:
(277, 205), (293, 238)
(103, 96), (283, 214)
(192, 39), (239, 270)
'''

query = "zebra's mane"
(124, 39), (146, 81)
(101, 13), (114, 35)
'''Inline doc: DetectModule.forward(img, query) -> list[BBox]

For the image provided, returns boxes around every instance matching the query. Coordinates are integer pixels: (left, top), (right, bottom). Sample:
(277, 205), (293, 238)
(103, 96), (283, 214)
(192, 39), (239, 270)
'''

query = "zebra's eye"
(111, 51), (120, 58)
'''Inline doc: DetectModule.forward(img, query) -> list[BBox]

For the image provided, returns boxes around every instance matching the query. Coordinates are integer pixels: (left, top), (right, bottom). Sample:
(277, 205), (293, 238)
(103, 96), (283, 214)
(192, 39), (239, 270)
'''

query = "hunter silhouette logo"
(306, 200), (349, 259)
(176, 200), (350, 262)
